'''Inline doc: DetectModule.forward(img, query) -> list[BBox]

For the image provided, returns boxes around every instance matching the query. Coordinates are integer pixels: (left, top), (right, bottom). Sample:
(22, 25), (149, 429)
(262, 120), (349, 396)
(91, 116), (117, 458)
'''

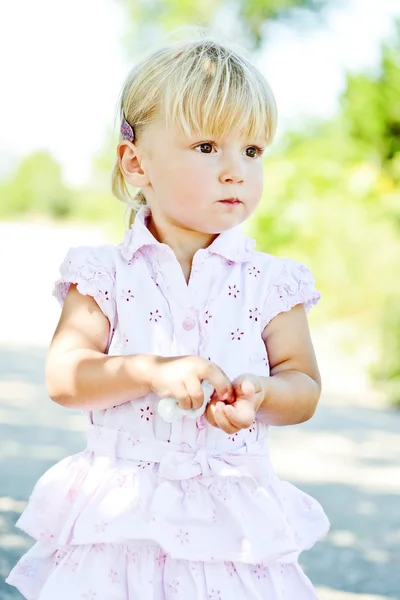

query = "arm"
(257, 303), (321, 425)
(46, 284), (154, 410)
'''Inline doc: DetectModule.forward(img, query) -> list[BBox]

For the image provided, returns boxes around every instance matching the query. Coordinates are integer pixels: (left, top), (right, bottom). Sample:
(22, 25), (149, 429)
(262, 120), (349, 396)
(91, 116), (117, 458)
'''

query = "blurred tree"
(116, 0), (330, 49)
(341, 21), (400, 178)
(0, 151), (74, 218)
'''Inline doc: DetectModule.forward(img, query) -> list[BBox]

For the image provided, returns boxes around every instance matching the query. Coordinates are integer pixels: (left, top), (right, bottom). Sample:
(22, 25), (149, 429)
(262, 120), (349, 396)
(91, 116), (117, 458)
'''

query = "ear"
(118, 141), (150, 188)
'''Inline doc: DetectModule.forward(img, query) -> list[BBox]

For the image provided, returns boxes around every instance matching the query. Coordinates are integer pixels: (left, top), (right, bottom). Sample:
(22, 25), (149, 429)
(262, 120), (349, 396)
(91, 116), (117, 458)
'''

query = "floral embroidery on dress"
(204, 310), (213, 324)
(127, 432), (139, 444)
(149, 309), (162, 322)
(99, 289), (110, 302)
(115, 473), (129, 487)
(64, 557), (79, 572)
(137, 461), (153, 470)
(93, 426), (103, 440)
(109, 569), (119, 584)
(225, 561), (237, 576)
(121, 289), (134, 302)
(249, 308), (261, 322)
(231, 328), (244, 341)
(209, 589), (222, 600)
(126, 548), (138, 564)
(176, 529), (189, 544)
(53, 550), (65, 566)
(211, 479), (230, 501)
(252, 563), (268, 579)
(228, 284), (240, 298)
(39, 530), (55, 545)
(248, 266), (261, 277)
(140, 405), (154, 421)
(181, 479), (197, 500)
(94, 521), (108, 533)
(156, 551), (167, 567)
(189, 562), (200, 577)
(122, 335), (129, 352)
(279, 563), (292, 578)
(168, 579), (180, 594)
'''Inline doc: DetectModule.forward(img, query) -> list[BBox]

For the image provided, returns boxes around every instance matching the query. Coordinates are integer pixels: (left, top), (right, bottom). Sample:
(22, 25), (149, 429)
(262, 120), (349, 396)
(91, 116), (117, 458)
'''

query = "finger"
(206, 364), (234, 402)
(233, 377), (257, 398)
(213, 404), (240, 434)
(174, 385), (193, 410)
(223, 402), (255, 430)
(184, 379), (205, 410)
(210, 390), (233, 405)
(204, 400), (218, 428)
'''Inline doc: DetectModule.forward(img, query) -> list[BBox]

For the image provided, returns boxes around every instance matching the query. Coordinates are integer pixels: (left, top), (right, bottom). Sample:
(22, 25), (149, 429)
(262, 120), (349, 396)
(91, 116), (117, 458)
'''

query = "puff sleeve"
(53, 246), (116, 328)
(262, 258), (321, 328)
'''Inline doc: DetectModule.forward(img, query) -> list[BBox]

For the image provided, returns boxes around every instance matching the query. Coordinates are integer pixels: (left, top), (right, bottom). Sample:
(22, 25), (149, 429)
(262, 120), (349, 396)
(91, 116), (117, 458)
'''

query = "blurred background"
(0, 0), (399, 598)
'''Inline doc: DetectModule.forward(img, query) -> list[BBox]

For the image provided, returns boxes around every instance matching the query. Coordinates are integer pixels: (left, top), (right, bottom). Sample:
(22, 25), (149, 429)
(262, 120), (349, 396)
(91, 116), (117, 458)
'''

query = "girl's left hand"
(205, 374), (266, 434)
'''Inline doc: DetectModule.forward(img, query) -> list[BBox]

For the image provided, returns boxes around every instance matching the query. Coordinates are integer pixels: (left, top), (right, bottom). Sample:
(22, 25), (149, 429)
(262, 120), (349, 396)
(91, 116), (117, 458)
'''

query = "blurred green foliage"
(0, 152), (75, 218)
(116, 0), (329, 48)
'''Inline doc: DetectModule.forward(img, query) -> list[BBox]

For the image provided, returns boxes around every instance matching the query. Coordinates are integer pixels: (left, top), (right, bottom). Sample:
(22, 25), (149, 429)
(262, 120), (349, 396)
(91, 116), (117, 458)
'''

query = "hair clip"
(121, 117), (135, 142)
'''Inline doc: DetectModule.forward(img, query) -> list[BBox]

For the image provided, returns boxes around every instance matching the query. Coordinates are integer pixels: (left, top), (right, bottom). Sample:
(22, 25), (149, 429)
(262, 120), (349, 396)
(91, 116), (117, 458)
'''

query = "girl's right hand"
(149, 355), (233, 410)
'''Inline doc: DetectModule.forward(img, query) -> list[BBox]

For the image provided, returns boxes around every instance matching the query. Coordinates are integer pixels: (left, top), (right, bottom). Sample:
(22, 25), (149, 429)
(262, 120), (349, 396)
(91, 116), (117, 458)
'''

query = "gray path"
(0, 222), (399, 600)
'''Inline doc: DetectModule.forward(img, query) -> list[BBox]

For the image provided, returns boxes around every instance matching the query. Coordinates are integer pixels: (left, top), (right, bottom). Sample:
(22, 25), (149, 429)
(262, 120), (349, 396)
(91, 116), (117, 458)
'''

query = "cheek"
(257, 171), (264, 193)
(169, 158), (211, 193)
(257, 162), (264, 181)
(248, 165), (264, 194)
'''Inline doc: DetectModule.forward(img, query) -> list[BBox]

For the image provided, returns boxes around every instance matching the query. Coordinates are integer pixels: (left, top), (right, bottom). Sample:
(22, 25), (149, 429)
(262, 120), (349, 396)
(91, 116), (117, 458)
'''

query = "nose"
(219, 157), (244, 185)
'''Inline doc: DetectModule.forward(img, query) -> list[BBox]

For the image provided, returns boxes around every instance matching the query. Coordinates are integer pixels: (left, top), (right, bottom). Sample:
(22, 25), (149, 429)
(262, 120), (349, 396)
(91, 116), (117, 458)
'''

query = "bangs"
(161, 43), (277, 144)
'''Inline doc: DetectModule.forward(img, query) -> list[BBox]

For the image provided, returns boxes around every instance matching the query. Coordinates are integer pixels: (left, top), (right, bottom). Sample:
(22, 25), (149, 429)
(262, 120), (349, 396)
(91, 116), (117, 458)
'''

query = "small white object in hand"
(157, 380), (214, 423)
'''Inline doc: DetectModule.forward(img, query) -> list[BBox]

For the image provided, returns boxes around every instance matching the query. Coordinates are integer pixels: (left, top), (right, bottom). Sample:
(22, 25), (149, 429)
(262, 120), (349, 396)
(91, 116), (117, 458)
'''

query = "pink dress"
(7, 206), (329, 599)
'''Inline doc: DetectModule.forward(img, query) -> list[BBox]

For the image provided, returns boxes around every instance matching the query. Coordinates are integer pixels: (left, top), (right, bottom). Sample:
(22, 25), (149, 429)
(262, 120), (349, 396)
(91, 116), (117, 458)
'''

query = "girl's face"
(138, 120), (266, 234)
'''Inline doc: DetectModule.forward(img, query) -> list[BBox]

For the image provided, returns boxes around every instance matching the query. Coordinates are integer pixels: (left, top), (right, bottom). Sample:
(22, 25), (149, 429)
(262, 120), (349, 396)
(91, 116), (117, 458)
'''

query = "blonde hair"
(112, 32), (278, 226)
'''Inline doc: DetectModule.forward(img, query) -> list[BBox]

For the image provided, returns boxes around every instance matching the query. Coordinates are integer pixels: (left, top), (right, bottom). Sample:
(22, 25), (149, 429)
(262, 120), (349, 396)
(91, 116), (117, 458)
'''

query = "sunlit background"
(1, 0), (400, 598)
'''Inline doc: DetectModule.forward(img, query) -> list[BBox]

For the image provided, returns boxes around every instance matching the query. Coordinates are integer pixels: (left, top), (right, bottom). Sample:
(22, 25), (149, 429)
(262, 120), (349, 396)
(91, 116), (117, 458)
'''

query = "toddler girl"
(7, 34), (329, 599)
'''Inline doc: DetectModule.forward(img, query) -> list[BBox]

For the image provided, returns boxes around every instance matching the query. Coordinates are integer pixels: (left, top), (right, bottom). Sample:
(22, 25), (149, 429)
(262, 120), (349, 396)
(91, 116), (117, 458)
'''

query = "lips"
(219, 198), (242, 204)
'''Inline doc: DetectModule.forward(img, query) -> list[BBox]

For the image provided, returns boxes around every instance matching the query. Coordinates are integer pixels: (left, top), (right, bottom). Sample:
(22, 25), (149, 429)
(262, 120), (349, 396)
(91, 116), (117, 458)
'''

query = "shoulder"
(246, 250), (288, 282)
(59, 242), (126, 278)
(248, 250), (315, 285)
(54, 243), (121, 310)
(244, 249), (320, 326)
(63, 243), (119, 266)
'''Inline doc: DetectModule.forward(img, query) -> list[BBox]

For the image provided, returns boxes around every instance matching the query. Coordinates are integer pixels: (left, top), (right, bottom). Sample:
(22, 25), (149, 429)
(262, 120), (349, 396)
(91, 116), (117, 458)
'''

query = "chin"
(172, 209), (247, 235)
(191, 217), (242, 235)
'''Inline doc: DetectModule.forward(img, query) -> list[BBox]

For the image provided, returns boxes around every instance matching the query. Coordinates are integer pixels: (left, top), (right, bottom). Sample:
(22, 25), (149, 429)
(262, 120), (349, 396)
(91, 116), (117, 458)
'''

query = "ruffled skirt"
(6, 424), (330, 599)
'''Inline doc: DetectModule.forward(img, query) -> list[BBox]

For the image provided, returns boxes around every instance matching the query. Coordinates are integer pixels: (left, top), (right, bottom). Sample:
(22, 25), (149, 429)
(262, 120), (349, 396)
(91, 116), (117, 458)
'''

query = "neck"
(147, 214), (218, 268)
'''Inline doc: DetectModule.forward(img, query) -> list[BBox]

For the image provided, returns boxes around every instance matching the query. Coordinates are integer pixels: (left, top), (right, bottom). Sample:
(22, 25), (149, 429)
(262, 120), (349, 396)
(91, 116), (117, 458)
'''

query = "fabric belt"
(86, 424), (274, 482)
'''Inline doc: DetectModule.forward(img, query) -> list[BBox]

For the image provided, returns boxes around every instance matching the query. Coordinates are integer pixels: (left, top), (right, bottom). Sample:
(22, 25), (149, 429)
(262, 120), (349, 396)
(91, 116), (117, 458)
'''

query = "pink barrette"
(121, 117), (135, 142)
